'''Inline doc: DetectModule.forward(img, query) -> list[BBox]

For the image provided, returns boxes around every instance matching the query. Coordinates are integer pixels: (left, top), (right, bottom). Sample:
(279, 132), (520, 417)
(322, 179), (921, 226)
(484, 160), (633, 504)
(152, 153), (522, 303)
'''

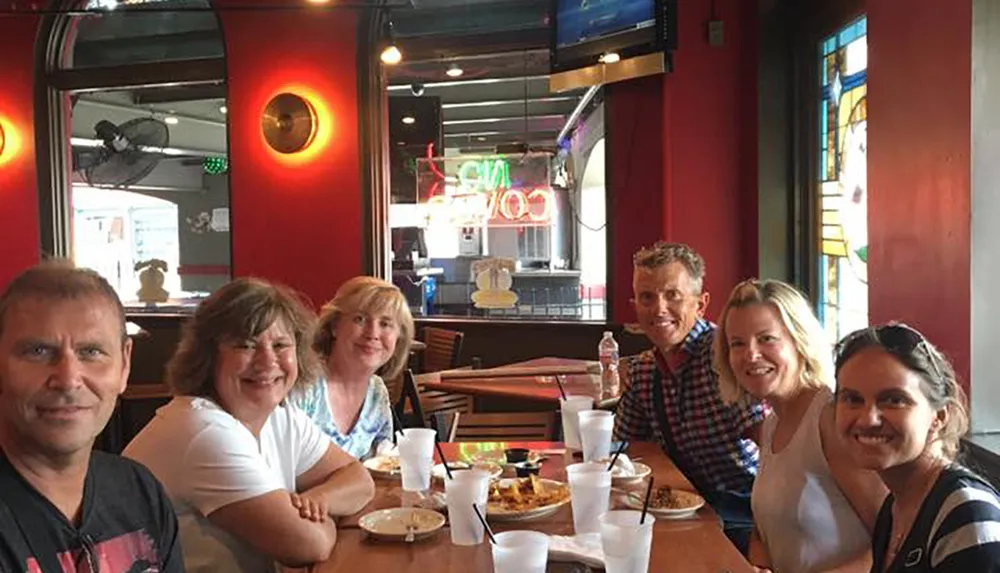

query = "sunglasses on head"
(835, 323), (944, 381)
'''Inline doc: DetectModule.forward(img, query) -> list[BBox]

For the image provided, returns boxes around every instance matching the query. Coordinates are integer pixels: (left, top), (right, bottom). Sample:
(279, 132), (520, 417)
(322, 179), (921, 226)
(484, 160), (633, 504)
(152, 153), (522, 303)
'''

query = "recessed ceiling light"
(600, 52), (621, 64)
(446, 64), (464, 78)
(219, 105), (228, 114)
(476, 136), (487, 141)
(307, 0), (330, 3)
(401, 116), (416, 125)
(381, 45), (402, 65)
(164, 116), (179, 125)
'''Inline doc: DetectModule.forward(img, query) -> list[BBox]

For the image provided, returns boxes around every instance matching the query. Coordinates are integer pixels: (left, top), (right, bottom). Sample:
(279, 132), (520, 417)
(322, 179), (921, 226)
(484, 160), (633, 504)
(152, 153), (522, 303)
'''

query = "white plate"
(431, 461), (503, 482)
(358, 507), (446, 542)
(610, 462), (652, 486)
(487, 478), (571, 522)
(363, 455), (400, 478)
(621, 489), (705, 519)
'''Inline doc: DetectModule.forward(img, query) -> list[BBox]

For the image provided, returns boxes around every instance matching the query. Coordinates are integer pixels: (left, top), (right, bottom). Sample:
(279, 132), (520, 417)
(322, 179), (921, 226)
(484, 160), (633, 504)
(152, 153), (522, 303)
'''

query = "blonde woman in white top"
(714, 279), (887, 573)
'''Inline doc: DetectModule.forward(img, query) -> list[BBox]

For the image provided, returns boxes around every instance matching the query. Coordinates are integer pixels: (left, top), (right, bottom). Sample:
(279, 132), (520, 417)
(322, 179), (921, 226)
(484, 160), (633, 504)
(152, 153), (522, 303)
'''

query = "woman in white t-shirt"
(287, 276), (414, 460)
(124, 278), (375, 573)
(713, 279), (887, 573)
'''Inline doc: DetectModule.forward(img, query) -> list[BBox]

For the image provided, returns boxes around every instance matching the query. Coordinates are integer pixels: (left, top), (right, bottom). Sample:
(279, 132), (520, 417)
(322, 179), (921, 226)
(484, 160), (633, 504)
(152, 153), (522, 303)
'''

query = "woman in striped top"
(834, 323), (1000, 572)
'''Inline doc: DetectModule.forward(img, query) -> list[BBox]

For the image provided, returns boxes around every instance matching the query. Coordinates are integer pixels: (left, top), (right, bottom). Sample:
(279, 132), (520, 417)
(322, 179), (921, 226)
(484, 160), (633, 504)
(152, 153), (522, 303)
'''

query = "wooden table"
(419, 358), (617, 407)
(311, 442), (753, 573)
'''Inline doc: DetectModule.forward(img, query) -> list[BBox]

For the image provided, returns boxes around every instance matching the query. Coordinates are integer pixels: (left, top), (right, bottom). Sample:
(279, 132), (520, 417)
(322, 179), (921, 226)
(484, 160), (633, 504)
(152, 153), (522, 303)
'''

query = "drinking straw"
(554, 375), (568, 400)
(607, 440), (629, 471)
(640, 477), (655, 525)
(472, 503), (497, 544)
(390, 406), (405, 446)
(434, 437), (454, 479)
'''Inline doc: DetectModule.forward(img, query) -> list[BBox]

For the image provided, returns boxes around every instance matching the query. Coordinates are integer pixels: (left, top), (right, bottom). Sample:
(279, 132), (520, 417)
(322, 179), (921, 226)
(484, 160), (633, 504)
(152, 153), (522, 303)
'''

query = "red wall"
(217, 4), (363, 306)
(609, 0), (759, 321)
(0, 11), (41, 288)
(867, 0), (972, 387)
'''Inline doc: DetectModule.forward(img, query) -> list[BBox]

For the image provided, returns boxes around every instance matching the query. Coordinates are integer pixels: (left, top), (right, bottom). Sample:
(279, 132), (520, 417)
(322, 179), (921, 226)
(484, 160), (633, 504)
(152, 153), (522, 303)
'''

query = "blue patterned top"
(286, 375), (393, 461)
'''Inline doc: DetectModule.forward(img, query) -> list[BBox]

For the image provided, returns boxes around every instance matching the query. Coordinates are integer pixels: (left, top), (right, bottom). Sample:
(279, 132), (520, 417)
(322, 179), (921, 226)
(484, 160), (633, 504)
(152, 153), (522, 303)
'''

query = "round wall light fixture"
(262, 93), (318, 154)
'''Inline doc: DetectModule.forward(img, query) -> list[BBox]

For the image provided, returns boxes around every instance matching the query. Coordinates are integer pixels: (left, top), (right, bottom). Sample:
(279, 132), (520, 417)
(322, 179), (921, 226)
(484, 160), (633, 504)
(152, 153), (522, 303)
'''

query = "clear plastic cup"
(600, 510), (655, 573)
(398, 428), (436, 491)
(565, 462), (611, 534)
(578, 410), (614, 462)
(444, 470), (491, 545)
(560, 395), (593, 450)
(491, 530), (549, 573)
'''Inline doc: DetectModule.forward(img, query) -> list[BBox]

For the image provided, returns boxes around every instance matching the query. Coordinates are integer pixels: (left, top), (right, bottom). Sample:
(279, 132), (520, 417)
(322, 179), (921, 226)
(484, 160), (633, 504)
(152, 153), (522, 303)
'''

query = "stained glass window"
(818, 15), (868, 341)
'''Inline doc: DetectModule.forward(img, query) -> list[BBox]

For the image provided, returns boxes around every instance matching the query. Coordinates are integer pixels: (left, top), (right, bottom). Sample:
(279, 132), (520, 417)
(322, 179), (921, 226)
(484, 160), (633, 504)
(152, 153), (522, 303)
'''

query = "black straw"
(640, 477), (655, 524)
(607, 440), (629, 471)
(434, 438), (453, 480)
(390, 406), (405, 446)
(472, 503), (497, 544)
(554, 375), (568, 400)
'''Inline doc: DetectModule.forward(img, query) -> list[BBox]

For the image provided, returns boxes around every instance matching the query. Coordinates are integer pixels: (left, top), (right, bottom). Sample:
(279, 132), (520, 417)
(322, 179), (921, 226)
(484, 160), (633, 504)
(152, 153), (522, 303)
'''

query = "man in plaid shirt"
(614, 241), (769, 554)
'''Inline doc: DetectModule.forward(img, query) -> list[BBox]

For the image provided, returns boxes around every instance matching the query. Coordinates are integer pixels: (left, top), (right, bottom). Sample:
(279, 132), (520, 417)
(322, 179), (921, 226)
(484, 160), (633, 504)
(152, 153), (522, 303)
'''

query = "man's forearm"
(302, 461), (376, 516)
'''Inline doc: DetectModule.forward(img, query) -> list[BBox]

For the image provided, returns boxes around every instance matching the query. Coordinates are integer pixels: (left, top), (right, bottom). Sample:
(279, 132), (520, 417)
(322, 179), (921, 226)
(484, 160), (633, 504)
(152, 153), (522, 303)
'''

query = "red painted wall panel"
(217, 5), (363, 306)
(867, 0), (972, 387)
(607, 0), (758, 322)
(667, 0), (758, 317)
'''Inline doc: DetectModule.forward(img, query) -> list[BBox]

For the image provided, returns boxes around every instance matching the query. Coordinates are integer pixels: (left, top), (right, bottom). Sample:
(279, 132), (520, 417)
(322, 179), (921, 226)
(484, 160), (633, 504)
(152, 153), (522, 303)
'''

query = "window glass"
(62, 0), (223, 69)
(386, 45), (607, 321)
(69, 86), (230, 310)
(817, 15), (868, 340)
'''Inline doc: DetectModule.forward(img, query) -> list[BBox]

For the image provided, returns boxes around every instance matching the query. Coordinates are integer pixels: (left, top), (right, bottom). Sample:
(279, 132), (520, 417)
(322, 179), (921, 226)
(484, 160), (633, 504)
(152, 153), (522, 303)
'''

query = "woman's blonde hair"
(313, 276), (414, 381)
(167, 277), (320, 397)
(714, 279), (834, 403)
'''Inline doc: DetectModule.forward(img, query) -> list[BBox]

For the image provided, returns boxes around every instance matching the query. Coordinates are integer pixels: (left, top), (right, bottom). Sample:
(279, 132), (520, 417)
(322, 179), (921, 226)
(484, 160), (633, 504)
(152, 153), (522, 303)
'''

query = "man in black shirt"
(0, 262), (182, 572)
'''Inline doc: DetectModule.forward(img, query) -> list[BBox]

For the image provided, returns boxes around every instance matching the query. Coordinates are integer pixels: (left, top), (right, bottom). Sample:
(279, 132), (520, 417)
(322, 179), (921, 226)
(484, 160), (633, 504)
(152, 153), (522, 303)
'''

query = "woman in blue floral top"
(288, 276), (414, 460)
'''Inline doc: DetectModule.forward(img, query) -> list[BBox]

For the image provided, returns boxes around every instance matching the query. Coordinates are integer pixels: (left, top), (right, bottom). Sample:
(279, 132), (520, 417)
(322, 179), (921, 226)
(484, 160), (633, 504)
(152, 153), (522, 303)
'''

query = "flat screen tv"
(550, 0), (676, 74)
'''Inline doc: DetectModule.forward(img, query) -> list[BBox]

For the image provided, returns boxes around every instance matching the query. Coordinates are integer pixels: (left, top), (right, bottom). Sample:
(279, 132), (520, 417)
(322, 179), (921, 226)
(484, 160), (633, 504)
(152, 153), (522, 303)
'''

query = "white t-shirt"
(123, 396), (329, 573)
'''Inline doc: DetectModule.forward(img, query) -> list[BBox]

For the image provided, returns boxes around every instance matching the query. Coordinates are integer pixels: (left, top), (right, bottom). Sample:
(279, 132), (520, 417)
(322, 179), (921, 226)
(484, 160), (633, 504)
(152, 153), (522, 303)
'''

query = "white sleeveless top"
(751, 387), (870, 573)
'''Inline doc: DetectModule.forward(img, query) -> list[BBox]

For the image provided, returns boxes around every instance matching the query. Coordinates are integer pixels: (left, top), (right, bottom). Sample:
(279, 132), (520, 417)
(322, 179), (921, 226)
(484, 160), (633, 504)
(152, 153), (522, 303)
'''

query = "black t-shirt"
(871, 465), (1000, 573)
(0, 450), (183, 573)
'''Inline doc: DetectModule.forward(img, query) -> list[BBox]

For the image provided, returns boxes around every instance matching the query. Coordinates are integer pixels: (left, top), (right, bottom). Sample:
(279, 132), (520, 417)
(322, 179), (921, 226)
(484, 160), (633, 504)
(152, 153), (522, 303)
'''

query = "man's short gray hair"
(632, 241), (706, 294)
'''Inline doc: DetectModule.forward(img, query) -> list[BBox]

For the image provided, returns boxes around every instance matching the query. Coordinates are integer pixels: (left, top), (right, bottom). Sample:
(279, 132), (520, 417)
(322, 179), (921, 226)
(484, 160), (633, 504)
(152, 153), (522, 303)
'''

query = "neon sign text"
(420, 157), (555, 227)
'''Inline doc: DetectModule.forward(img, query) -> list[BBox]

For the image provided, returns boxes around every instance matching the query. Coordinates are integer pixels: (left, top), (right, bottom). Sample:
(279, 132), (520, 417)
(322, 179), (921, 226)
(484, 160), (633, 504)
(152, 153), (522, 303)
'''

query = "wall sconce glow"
(446, 65), (464, 78)
(600, 52), (621, 64)
(261, 88), (333, 166)
(0, 117), (23, 168)
(262, 93), (318, 155)
(401, 115), (416, 125)
(381, 45), (403, 65)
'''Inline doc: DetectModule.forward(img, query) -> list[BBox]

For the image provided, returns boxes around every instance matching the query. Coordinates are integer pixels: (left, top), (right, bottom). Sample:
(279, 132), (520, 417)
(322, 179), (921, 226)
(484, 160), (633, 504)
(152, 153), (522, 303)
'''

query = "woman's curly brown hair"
(167, 277), (320, 398)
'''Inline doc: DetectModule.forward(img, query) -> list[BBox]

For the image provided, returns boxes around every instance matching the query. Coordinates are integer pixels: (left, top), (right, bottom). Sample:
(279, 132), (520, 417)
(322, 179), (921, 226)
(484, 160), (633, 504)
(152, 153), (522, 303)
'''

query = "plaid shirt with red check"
(614, 318), (768, 495)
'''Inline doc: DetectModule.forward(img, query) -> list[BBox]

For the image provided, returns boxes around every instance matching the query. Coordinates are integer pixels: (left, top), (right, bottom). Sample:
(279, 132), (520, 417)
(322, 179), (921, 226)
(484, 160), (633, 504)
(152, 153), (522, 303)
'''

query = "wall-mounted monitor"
(550, 0), (676, 74)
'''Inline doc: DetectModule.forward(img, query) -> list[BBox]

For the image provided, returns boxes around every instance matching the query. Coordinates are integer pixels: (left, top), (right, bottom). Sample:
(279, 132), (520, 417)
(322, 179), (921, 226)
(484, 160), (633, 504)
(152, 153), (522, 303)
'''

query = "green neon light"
(457, 158), (511, 192)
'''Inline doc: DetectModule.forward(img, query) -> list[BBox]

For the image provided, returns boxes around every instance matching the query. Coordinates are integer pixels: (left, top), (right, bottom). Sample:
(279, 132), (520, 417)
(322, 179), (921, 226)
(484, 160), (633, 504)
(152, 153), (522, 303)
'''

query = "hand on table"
(290, 491), (328, 522)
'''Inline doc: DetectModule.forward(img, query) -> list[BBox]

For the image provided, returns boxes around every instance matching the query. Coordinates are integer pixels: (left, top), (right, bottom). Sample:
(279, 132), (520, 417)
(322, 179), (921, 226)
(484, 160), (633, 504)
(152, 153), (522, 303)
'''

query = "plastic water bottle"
(598, 331), (620, 397)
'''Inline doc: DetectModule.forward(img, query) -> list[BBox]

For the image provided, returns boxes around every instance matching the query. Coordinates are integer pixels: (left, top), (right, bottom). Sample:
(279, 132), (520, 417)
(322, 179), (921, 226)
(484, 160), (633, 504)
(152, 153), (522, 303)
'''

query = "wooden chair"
(420, 327), (465, 373)
(434, 411), (556, 443)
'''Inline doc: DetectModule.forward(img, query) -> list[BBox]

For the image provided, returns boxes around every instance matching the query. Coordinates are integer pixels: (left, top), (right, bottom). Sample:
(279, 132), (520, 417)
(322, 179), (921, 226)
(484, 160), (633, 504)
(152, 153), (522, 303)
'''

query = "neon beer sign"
(419, 155), (556, 227)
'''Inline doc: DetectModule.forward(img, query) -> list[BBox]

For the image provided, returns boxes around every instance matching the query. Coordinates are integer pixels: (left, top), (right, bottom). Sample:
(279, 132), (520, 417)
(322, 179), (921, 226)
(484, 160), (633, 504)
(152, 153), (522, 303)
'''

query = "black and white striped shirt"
(871, 465), (1000, 572)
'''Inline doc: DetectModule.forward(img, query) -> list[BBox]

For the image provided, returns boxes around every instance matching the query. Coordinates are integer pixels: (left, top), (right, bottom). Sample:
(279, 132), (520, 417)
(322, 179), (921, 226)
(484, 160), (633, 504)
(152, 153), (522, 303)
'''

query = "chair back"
(434, 411), (556, 443)
(421, 327), (465, 372)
